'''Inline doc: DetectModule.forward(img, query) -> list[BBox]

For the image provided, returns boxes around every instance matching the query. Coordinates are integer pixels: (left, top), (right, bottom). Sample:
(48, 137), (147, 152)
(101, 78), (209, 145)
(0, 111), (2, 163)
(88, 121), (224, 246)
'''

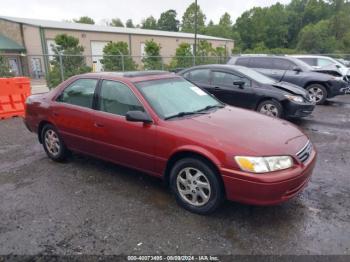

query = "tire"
(169, 157), (224, 215)
(306, 84), (327, 105)
(257, 99), (283, 118)
(41, 124), (69, 162)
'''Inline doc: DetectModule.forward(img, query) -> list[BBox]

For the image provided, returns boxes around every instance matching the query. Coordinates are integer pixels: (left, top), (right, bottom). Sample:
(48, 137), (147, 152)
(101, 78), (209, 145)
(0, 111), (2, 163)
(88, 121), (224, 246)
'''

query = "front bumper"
(220, 150), (317, 205)
(327, 80), (348, 97)
(284, 101), (315, 118)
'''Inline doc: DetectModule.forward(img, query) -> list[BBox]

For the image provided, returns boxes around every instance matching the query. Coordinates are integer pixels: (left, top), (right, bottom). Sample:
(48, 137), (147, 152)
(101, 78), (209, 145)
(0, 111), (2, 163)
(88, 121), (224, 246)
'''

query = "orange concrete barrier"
(0, 77), (31, 120)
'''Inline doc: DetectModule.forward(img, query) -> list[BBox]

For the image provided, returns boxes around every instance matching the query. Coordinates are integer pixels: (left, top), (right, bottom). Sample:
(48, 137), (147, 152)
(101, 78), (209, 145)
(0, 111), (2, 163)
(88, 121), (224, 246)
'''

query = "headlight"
(284, 94), (304, 103)
(235, 156), (293, 173)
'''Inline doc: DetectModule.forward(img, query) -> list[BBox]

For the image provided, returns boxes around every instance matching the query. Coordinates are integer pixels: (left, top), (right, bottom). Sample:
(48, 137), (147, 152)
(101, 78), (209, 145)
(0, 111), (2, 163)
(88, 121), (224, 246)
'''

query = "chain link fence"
(1, 53), (349, 93)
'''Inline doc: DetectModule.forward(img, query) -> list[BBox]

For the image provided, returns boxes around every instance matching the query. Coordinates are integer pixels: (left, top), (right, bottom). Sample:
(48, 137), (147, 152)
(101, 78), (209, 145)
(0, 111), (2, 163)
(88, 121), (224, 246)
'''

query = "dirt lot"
(0, 96), (349, 256)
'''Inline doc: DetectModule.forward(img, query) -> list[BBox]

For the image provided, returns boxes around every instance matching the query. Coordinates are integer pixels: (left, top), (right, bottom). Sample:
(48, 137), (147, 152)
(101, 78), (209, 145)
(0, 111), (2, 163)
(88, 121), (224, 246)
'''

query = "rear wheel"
(257, 100), (283, 118)
(170, 157), (224, 215)
(306, 84), (327, 105)
(41, 124), (69, 162)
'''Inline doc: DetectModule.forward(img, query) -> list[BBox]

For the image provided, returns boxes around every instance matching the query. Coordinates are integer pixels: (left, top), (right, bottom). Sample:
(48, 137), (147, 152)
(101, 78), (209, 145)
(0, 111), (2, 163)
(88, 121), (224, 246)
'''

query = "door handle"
(52, 112), (59, 117)
(94, 122), (104, 128)
(214, 86), (222, 90)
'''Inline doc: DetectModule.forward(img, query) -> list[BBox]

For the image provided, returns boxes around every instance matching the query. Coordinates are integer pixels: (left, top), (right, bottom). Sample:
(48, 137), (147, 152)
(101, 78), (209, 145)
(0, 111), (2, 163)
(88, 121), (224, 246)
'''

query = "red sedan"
(24, 71), (317, 214)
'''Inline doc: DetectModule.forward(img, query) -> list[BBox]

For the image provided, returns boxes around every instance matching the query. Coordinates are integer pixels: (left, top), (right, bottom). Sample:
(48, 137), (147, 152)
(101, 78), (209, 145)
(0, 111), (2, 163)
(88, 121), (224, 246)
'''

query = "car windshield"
(235, 66), (277, 85)
(135, 78), (223, 119)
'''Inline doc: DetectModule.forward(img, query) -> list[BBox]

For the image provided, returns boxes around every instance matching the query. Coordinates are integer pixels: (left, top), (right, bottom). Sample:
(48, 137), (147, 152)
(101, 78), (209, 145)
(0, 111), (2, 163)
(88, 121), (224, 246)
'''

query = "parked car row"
(24, 71), (317, 214)
(227, 55), (349, 105)
(178, 65), (315, 118)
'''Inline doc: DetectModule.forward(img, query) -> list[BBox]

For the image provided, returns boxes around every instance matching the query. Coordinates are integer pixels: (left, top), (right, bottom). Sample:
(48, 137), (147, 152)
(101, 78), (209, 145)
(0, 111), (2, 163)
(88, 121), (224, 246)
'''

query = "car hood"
(270, 81), (308, 97)
(168, 106), (309, 157)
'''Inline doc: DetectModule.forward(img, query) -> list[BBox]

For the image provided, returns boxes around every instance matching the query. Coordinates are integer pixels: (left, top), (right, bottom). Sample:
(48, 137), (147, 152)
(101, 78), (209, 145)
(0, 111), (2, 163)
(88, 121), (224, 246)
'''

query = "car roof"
(81, 71), (179, 83)
(180, 64), (247, 71)
(291, 55), (334, 59)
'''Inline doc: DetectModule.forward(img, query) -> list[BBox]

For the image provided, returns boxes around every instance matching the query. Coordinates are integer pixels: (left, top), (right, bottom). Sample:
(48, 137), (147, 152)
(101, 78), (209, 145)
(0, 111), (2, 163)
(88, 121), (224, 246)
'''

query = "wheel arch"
(37, 120), (54, 144)
(304, 81), (329, 93)
(163, 148), (224, 189)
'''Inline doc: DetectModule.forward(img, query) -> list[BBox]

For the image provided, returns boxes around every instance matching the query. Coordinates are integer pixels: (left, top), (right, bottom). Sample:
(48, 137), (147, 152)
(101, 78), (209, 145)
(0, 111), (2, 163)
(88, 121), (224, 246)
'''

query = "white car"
(291, 55), (350, 83)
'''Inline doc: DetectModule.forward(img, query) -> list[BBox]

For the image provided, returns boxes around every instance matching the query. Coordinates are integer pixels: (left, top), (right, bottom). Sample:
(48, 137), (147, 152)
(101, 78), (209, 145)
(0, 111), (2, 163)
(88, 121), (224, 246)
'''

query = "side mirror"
(292, 66), (302, 73)
(233, 80), (246, 89)
(126, 111), (153, 124)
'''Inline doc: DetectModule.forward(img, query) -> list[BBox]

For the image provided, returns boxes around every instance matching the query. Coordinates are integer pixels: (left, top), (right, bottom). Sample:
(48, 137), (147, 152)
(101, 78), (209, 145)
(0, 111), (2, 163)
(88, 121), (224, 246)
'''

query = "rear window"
(188, 69), (211, 84)
(235, 57), (250, 67)
(299, 57), (317, 66)
(272, 58), (296, 70)
(250, 57), (273, 69)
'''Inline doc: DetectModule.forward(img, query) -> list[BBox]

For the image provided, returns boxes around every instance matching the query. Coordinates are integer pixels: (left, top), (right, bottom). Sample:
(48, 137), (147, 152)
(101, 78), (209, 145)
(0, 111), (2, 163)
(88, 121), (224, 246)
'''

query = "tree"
(0, 55), (13, 77)
(157, 9), (179, 31)
(196, 40), (217, 64)
(181, 2), (206, 33)
(110, 18), (124, 27)
(297, 20), (337, 53)
(142, 39), (162, 70)
(141, 16), (158, 29)
(100, 41), (136, 71)
(47, 34), (91, 88)
(126, 19), (135, 28)
(170, 43), (193, 68)
(204, 13), (234, 40)
(73, 16), (95, 24)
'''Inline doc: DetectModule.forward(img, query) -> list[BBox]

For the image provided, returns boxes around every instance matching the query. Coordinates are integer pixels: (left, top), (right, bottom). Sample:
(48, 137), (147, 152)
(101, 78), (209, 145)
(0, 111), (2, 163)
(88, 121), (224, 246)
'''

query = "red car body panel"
(24, 73), (317, 205)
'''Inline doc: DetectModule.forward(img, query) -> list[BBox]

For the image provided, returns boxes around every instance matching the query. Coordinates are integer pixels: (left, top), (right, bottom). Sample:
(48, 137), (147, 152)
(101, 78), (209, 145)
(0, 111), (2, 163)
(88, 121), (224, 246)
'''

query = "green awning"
(0, 34), (25, 52)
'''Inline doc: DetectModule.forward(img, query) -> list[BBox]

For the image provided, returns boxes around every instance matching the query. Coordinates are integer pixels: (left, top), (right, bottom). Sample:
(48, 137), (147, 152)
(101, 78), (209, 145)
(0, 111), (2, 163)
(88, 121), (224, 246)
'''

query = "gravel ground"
(0, 96), (349, 256)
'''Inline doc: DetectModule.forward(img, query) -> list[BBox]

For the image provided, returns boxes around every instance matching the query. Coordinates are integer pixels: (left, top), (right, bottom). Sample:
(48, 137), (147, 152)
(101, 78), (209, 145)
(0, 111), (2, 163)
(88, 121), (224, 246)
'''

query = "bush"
(47, 34), (91, 88)
(142, 39), (162, 70)
(101, 41), (136, 71)
(0, 55), (14, 77)
(169, 43), (193, 69)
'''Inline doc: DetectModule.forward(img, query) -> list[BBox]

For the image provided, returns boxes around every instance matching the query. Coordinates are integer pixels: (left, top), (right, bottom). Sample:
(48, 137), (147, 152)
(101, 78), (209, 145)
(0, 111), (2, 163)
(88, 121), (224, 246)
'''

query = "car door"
(89, 79), (157, 174)
(51, 78), (99, 153)
(249, 57), (282, 81)
(211, 70), (256, 109)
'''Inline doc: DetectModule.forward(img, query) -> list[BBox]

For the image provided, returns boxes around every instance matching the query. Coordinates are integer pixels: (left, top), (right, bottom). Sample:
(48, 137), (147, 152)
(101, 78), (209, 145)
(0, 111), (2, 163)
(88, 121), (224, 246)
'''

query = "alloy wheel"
(308, 87), (324, 103)
(259, 103), (279, 117)
(44, 129), (61, 157)
(176, 167), (211, 207)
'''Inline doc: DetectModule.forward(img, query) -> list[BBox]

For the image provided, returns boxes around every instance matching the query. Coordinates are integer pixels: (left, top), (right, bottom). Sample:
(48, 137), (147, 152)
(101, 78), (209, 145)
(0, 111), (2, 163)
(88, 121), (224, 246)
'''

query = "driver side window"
(212, 71), (250, 87)
(98, 80), (144, 116)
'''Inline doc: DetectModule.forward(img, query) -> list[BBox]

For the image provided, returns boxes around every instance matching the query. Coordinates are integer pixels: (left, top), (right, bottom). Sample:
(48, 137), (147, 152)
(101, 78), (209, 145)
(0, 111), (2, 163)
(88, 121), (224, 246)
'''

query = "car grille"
(296, 141), (313, 163)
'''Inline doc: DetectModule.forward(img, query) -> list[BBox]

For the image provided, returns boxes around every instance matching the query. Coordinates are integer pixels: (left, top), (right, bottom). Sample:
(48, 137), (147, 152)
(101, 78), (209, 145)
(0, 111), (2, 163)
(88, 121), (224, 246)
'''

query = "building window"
(141, 43), (146, 57)
(46, 39), (57, 61)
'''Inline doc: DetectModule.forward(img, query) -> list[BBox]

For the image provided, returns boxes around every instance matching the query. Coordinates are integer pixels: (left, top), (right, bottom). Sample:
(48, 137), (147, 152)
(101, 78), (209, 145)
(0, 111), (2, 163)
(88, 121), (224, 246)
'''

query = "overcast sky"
(0, 0), (291, 25)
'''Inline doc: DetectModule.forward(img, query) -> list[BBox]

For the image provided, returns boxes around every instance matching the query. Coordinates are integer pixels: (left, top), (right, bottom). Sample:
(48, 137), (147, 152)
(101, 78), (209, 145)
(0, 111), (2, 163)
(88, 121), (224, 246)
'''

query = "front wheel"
(306, 84), (327, 105)
(257, 100), (283, 118)
(169, 158), (224, 215)
(41, 124), (69, 162)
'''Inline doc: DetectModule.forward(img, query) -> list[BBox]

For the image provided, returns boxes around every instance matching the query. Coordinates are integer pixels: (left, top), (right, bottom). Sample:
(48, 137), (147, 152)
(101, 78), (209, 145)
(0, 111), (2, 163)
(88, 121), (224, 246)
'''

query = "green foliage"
(100, 41), (136, 71)
(297, 20), (337, 53)
(169, 43), (193, 69)
(47, 34), (91, 88)
(73, 16), (95, 24)
(141, 16), (158, 30)
(126, 19), (135, 28)
(231, 0), (350, 54)
(158, 10), (179, 31)
(204, 13), (234, 39)
(196, 40), (217, 65)
(142, 39), (162, 70)
(110, 18), (124, 27)
(181, 2), (206, 33)
(0, 55), (14, 77)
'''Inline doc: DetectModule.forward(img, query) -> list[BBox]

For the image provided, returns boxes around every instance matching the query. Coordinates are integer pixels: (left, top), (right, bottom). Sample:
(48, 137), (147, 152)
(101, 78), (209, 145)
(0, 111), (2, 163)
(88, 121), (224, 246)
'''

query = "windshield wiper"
(164, 111), (207, 120)
(195, 104), (225, 113)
